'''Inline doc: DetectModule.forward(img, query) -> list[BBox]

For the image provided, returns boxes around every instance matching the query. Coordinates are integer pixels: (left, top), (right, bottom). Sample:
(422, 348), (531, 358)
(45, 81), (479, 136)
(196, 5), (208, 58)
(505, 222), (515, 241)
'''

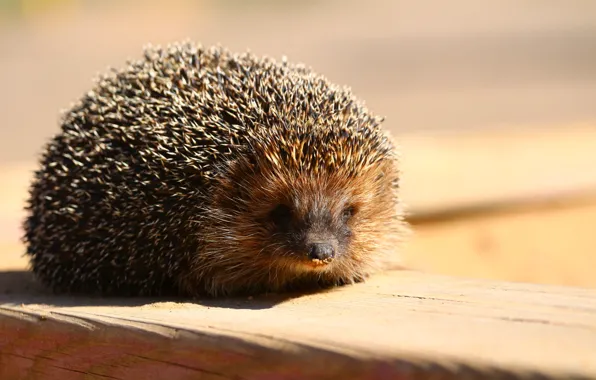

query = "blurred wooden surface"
(2, 270), (596, 379)
(406, 197), (596, 288)
(400, 125), (596, 216)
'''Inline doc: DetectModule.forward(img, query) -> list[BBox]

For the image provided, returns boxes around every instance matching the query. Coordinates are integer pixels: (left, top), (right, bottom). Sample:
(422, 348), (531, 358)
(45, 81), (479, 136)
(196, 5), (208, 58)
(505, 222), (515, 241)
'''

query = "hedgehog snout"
(303, 232), (339, 264)
(307, 242), (335, 263)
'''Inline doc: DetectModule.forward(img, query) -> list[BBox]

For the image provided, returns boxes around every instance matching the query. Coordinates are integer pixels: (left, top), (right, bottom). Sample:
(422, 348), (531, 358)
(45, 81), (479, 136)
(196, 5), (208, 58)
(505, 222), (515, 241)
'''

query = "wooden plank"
(405, 196), (596, 288)
(1, 270), (596, 379)
(399, 124), (596, 216)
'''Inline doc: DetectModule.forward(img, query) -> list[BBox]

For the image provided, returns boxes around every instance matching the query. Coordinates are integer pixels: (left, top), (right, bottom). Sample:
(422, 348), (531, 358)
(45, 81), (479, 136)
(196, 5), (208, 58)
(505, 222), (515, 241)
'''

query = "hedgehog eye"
(269, 204), (293, 227)
(342, 205), (356, 221)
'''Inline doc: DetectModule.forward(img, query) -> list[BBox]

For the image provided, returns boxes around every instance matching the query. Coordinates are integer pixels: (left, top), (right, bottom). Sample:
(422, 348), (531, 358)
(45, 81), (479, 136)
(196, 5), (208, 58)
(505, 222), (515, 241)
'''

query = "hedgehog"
(23, 41), (408, 298)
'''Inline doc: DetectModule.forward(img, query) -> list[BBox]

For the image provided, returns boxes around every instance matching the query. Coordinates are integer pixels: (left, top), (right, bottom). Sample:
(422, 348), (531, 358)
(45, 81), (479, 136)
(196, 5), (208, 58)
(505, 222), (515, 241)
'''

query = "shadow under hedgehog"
(23, 41), (409, 298)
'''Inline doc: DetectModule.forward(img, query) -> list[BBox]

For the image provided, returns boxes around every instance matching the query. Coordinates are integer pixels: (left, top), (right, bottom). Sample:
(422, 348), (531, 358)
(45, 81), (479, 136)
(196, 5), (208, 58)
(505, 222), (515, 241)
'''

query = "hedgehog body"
(24, 41), (407, 297)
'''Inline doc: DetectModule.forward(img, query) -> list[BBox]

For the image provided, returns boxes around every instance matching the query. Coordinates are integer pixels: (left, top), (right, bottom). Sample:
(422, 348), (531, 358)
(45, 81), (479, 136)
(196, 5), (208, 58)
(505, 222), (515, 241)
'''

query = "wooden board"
(1, 270), (596, 379)
(404, 196), (596, 289)
(399, 124), (596, 217)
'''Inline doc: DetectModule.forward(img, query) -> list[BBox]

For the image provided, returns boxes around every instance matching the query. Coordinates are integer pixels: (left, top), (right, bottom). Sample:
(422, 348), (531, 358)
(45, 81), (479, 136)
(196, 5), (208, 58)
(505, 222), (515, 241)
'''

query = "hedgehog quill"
(23, 41), (408, 297)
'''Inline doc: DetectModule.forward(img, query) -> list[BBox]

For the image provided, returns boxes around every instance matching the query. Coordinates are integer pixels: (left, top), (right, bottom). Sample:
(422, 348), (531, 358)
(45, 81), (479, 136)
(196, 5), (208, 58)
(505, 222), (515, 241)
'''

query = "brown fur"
(179, 127), (406, 296)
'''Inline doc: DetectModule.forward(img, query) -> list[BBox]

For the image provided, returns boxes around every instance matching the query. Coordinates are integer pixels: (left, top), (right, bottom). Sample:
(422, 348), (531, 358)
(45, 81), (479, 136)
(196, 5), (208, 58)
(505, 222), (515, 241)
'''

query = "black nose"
(308, 243), (335, 262)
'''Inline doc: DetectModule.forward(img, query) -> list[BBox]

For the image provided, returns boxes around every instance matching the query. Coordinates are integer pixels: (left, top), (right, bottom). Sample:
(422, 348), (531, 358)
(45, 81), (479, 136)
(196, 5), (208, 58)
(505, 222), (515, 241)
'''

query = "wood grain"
(1, 270), (596, 379)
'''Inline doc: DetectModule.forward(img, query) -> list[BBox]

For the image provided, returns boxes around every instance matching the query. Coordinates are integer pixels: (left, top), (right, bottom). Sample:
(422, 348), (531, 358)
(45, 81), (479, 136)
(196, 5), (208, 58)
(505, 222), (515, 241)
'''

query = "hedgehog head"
(186, 120), (404, 296)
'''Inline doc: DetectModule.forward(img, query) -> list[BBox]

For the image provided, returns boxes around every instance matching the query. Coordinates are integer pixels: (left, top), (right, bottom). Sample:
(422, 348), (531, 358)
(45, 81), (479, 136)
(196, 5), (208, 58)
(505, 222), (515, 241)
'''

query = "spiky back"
(23, 41), (397, 296)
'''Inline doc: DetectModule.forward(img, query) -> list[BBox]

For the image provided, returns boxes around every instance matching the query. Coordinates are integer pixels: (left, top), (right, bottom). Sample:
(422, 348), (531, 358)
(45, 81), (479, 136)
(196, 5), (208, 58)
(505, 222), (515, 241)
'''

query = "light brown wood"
(1, 270), (596, 379)
(399, 124), (596, 216)
(405, 197), (596, 288)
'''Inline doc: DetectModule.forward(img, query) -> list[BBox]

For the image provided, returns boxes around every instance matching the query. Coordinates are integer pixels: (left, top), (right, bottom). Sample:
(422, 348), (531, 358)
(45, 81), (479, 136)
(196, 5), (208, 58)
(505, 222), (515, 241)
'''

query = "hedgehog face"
(262, 187), (356, 269)
(217, 158), (402, 280)
(256, 161), (400, 272)
(201, 129), (404, 295)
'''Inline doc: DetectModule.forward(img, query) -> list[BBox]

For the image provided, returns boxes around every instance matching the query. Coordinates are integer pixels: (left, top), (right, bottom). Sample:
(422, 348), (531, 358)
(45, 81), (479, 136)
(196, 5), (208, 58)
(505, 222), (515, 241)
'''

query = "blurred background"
(1, 0), (596, 288)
